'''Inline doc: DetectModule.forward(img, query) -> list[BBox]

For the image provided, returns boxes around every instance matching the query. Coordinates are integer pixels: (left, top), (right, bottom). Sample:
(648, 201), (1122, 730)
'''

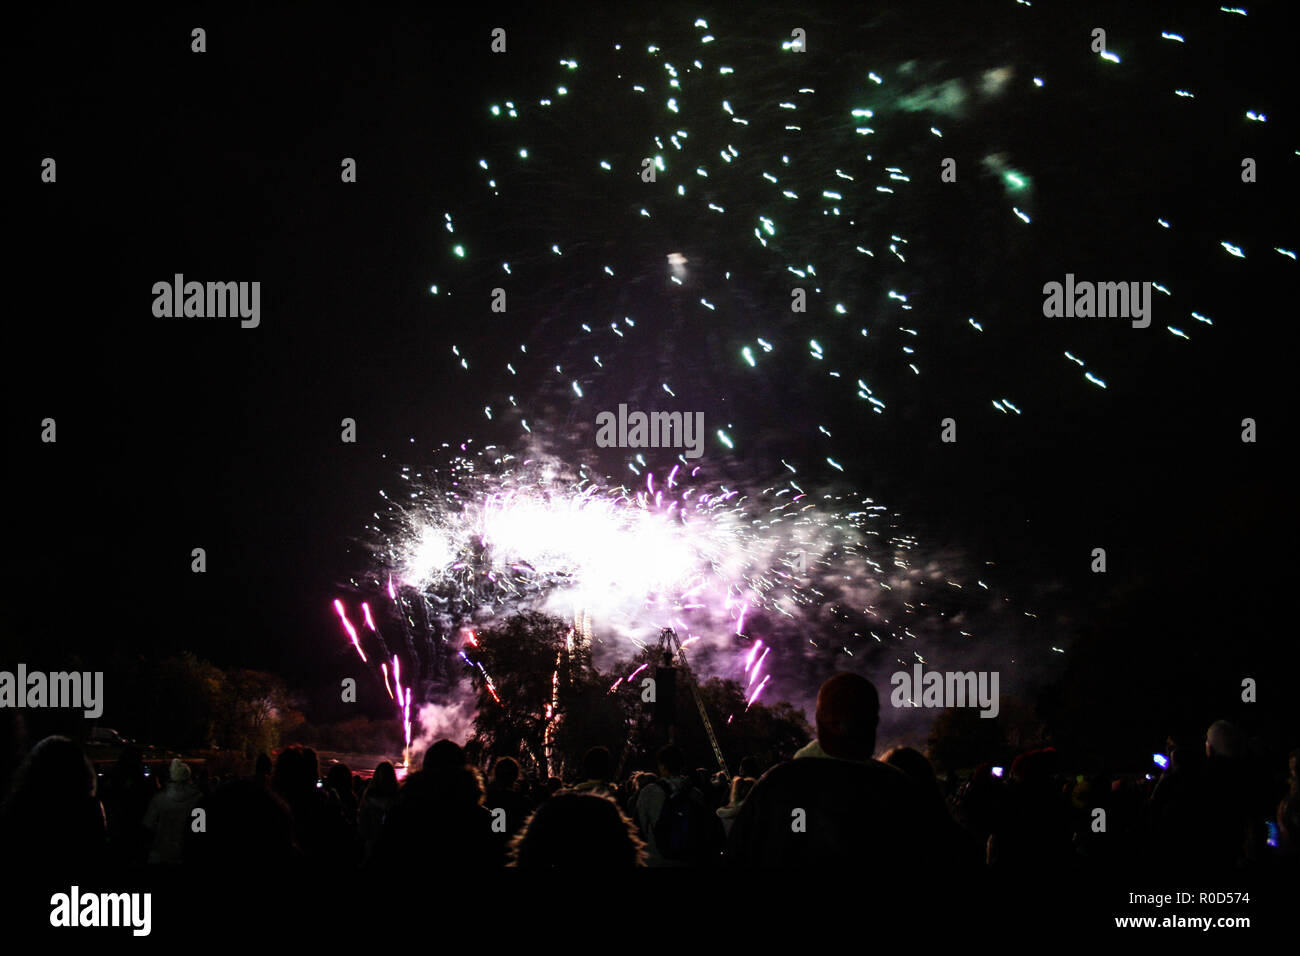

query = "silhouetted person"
(691, 767), (722, 810)
(1197, 720), (1264, 868)
(272, 745), (355, 864)
(716, 776), (756, 838)
(954, 763), (1003, 851)
(186, 778), (297, 866)
(0, 735), (106, 866)
(1069, 771), (1118, 864)
(621, 770), (655, 820)
(325, 761), (359, 825)
(371, 740), (502, 869)
(884, 746), (982, 868)
(254, 752), (273, 788)
(509, 791), (645, 867)
(987, 748), (1074, 869)
(573, 746), (617, 797)
(726, 673), (938, 868)
(1149, 742), (1210, 866)
(632, 744), (723, 866)
(358, 761), (398, 863)
(101, 744), (156, 864)
(143, 759), (202, 863)
(484, 756), (535, 838)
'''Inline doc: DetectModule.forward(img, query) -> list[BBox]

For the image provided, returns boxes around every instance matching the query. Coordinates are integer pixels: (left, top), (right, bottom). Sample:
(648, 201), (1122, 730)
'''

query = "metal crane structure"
(658, 627), (730, 778)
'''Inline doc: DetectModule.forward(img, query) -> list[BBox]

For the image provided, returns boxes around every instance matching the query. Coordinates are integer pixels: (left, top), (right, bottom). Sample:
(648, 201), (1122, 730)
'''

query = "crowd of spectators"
(3, 675), (1295, 873)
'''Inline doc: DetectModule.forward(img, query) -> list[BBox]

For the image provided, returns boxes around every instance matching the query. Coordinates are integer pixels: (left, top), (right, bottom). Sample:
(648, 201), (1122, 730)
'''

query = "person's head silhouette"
(814, 673), (879, 761)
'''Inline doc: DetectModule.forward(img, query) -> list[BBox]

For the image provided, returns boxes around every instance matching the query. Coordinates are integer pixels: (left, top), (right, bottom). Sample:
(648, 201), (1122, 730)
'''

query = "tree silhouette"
(460, 612), (815, 780)
(467, 611), (572, 772)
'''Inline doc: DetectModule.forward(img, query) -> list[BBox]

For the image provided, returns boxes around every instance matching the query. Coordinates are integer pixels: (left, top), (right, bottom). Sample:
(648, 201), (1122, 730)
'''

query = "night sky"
(13, 0), (1295, 752)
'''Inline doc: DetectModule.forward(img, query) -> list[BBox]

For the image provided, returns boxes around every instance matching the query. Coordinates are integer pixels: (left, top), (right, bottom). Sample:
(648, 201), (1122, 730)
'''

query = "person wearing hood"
(143, 758), (202, 864)
(725, 673), (942, 868)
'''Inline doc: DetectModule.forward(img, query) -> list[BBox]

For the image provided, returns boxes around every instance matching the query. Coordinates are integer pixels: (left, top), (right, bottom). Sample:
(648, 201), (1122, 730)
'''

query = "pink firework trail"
(332, 600), (368, 663)
(746, 674), (771, 710)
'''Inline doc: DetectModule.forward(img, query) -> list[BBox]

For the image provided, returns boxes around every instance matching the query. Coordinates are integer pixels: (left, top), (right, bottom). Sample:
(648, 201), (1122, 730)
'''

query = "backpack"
(653, 780), (722, 861)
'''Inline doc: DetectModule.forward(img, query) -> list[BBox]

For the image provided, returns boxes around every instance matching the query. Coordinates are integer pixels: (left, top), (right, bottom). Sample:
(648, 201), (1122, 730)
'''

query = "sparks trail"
(332, 445), (1044, 754)
(431, 10), (1282, 482)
